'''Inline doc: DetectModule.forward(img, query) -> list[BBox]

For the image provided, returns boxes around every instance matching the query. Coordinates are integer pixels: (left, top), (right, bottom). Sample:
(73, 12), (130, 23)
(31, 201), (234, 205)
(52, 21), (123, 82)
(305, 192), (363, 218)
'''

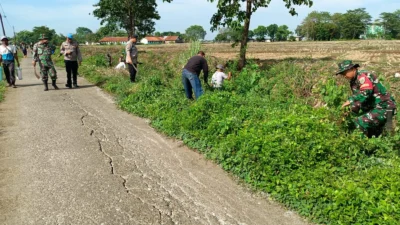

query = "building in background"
(99, 37), (129, 45)
(360, 23), (385, 39)
(140, 36), (165, 45)
(164, 36), (183, 44)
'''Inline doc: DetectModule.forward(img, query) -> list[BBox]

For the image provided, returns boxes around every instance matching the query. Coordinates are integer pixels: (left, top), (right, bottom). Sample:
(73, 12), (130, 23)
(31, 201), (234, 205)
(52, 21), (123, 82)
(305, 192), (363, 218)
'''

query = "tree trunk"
(238, 0), (252, 70)
(127, 0), (135, 39)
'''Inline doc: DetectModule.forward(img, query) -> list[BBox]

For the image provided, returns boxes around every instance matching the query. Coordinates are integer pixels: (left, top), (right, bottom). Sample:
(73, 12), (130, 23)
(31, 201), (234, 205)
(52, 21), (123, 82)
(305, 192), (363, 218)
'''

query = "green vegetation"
(0, 81), (6, 102)
(65, 43), (400, 225)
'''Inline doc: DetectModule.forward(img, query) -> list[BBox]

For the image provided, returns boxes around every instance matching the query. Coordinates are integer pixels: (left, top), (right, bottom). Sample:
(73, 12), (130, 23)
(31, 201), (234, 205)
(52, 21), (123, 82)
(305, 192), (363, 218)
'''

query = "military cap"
(336, 60), (360, 75)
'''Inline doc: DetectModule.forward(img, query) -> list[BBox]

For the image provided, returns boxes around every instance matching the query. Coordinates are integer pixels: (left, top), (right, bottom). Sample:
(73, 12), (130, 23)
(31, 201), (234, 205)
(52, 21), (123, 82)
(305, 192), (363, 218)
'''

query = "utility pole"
(0, 13), (5, 36)
(13, 26), (16, 43)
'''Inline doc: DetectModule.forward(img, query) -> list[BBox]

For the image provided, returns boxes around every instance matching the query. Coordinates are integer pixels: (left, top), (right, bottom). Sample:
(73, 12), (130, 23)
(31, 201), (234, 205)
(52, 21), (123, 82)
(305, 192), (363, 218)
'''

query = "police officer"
(337, 60), (397, 137)
(32, 34), (59, 91)
(60, 33), (82, 88)
(125, 35), (138, 83)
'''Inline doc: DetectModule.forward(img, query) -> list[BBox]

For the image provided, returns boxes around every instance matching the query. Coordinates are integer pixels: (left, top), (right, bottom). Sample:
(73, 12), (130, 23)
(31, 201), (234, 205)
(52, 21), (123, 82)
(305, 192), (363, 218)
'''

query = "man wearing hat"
(60, 33), (82, 88)
(0, 36), (20, 88)
(337, 60), (397, 137)
(32, 34), (59, 91)
(125, 34), (139, 83)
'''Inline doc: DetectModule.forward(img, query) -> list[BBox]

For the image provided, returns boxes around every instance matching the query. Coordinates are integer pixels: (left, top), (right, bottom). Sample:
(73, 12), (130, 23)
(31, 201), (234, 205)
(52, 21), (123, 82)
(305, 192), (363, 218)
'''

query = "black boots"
(44, 80), (59, 91)
(43, 80), (49, 91)
(52, 80), (59, 90)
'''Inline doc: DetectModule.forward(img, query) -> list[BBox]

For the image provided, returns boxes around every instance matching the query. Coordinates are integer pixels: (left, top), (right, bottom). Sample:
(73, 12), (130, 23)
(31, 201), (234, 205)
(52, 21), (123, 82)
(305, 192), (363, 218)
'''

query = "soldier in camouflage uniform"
(337, 60), (397, 138)
(32, 34), (59, 91)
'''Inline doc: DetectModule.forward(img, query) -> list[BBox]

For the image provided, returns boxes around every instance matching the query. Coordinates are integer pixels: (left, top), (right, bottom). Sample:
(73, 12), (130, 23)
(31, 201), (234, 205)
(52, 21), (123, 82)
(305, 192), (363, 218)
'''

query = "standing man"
(125, 35), (138, 83)
(0, 36), (20, 88)
(32, 34), (59, 91)
(60, 33), (82, 88)
(182, 51), (209, 100)
(337, 60), (397, 137)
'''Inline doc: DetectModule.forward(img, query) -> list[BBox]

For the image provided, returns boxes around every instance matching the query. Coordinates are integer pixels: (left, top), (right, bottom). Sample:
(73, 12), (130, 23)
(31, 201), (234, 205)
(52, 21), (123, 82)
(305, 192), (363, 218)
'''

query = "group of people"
(179, 51), (397, 138)
(32, 33), (83, 91)
(0, 33), (82, 91)
(122, 35), (232, 89)
(0, 32), (396, 138)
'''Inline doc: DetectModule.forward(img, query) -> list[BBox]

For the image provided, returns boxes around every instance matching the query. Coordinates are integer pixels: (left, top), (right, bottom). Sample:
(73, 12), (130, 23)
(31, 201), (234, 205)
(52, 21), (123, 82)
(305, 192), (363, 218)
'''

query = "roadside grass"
(56, 43), (400, 225)
(0, 81), (5, 102)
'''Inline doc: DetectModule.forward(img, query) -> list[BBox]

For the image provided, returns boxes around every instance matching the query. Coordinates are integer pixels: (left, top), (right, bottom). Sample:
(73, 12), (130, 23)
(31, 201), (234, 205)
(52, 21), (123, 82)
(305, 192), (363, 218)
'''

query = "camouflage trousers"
(39, 62), (57, 81)
(354, 108), (387, 138)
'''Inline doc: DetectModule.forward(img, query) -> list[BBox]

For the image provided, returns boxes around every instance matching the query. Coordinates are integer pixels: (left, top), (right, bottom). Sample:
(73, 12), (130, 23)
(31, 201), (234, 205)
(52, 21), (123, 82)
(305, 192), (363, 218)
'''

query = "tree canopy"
(93, 0), (164, 38)
(185, 25), (207, 41)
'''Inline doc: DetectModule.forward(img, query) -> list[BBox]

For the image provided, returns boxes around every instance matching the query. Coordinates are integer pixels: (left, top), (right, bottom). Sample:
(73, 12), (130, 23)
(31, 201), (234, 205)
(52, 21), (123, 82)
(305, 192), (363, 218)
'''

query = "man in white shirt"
(0, 36), (20, 88)
(211, 64), (232, 88)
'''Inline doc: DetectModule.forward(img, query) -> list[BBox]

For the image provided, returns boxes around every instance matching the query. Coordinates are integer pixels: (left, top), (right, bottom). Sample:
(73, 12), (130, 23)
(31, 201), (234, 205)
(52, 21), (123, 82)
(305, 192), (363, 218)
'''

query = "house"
(99, 37), (129, 45)
(140, 36), (165, 45)
(164, 36), (183, 44)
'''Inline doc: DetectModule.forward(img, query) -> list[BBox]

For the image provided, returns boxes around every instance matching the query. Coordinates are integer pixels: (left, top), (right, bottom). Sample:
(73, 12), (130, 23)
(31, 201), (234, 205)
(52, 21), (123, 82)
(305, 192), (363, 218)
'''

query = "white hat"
(1, 36), (8, 41)
(216, 64), (225, 70)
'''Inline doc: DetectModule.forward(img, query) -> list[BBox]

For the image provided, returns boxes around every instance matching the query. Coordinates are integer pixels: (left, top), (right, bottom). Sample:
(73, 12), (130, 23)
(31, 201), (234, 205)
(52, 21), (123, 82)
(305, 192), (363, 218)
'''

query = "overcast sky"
(1, 0), (400, 40)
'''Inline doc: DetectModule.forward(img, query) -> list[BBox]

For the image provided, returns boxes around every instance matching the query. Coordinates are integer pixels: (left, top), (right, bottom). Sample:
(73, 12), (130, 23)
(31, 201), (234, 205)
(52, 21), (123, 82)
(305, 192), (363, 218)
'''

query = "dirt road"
(0, 58), (309, 225)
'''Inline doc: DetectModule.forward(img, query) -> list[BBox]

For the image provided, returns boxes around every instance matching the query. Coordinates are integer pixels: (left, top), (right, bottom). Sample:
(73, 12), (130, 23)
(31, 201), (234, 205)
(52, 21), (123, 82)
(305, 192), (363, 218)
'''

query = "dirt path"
(0, 57), (309, 225)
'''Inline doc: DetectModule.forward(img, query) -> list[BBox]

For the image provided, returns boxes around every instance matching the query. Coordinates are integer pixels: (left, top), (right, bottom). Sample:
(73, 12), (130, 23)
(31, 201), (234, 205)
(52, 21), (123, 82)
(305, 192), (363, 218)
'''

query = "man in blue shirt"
(182, 51), (209, 99)
(0, 36), (20, 88)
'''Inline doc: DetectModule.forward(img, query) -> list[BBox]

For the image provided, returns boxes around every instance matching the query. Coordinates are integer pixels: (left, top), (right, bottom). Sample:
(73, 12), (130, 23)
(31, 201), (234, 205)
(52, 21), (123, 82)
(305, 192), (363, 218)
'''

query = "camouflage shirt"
(349, 70), (396, 113)
(33, 42), (54, 66)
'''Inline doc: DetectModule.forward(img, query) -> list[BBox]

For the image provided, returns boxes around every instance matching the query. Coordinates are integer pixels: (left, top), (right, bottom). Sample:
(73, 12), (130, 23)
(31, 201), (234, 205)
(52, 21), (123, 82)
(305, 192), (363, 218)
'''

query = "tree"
(248, 30), (255, 39)
(208, 0), (312, 70)
(266, 24), (279, 41)
(93, 0), (165, 38)
(380, 10), (400, 39)
(163, 0), (312, 69)
(185, 25), (207, 41)
(15, 30), (34, 45)
(96, 23), (119, 38)
(296, 11), (340, 41)
(16, 26), (64, 46)
(276, 25), (291, 41)
(75, 27), (93, 43)
(340, 8), (371, 39)
(253, 25), (268, 41)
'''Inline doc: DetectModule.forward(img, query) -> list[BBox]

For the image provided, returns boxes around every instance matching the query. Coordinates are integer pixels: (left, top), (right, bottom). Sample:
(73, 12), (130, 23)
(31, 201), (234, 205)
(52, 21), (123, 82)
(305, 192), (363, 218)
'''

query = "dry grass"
(81, 40), (400, 93)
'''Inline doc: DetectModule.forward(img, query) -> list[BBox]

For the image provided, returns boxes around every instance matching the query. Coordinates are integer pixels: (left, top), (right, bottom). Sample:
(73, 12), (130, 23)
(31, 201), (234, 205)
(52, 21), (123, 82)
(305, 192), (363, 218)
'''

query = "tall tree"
(297, 11), (340, 41)
(340, 8), (371, 39)
(75, 27), (93, 43)
(93, 0), (164, 38)
(253, 25), (268, 41)
(185, 25), (207, 41)
(209, 0), (312, 69)
(15, 30), (34, 45)
(266, 24), (279, 41)
(380, 10), (400, 39)
(276, 25), (291, 41)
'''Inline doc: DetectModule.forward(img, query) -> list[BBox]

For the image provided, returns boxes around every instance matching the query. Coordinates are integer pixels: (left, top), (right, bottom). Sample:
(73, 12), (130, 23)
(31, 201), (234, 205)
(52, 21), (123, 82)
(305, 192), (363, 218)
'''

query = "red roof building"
(99, 37), (129, 44)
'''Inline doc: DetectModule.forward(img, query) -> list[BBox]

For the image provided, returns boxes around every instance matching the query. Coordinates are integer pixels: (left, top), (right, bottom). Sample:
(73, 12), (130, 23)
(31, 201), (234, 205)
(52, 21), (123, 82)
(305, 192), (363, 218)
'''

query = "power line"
(0, 1), (12, 30)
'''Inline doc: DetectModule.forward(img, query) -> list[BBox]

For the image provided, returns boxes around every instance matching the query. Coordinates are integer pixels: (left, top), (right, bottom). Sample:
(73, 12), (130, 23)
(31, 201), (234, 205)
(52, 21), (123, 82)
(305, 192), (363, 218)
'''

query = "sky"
(1, 0), (400, 40)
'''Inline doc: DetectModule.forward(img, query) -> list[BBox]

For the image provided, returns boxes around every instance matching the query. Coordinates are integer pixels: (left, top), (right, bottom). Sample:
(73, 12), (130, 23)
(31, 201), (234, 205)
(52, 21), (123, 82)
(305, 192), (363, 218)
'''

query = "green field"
(54, 41), (400, 225)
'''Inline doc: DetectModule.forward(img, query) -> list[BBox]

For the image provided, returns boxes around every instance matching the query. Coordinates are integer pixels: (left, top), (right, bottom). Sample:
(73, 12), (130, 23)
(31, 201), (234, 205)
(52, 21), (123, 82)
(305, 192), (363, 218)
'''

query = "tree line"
(296, 8), (400, 41)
